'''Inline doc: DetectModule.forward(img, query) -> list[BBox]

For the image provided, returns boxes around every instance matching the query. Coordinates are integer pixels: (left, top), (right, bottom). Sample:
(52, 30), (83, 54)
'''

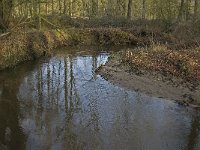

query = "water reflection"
(0, 64), (36, 150)
(186, 114), (200, 150)
(0, 47), (200, 150)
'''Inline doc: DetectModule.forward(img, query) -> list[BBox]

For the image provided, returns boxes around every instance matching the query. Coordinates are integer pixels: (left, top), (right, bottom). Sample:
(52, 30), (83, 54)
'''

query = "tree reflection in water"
(1, 48), (200, 150)
(0, 63), (37, 150)
(16, 50), (107, 150)
(186, 113), (200, 150)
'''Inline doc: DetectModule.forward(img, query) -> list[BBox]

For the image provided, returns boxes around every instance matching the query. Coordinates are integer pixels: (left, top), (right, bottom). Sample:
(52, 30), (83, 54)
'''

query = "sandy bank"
(96, 50), (200, 108)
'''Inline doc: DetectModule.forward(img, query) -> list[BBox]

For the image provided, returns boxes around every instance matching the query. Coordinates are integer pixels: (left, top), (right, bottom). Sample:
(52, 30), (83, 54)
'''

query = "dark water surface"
(0, 47), (200, 150)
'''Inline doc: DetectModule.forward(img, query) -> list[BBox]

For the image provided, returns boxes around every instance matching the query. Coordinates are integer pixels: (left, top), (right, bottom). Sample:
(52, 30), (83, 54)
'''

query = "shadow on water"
(0, 61), (40, 150)
(0, 46), (200, 150)
(0, 84), (25, 150)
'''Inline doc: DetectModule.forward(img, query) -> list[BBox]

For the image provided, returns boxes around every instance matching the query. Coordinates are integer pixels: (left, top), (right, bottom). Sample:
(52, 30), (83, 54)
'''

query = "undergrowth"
(123, 44), (200, 82)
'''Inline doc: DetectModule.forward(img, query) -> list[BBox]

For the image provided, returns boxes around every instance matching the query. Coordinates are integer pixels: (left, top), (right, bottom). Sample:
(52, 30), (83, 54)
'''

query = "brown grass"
(124, 45), (200, 82)
(0, 28), (144, 70)
(0, 30), (64, 70)
(0, 26), (200, 71)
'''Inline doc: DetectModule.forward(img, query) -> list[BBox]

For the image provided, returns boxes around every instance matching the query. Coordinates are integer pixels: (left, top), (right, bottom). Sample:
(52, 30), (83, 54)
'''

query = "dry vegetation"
(0, 31), (62, 70)
(123, 44), (200, 83)
(0, 26), (167, 70)
(1, 18), (200, 72)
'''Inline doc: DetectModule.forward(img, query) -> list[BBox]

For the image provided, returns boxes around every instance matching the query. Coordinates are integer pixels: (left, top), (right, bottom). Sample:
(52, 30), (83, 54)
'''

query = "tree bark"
(194, 0), (199, 20)
(91, 0), (98, 17)
(142, 0), (146, 19)
(52, 0), (54, 14)
(63, 0), (67, 14)
(178, 0), (185, 21)
(0, 0), (4, 30)
(0, 0), (13, 31)
(185, 0), (191, 20)
(127, 0), (133, 20)
(58, 0), (62, 15)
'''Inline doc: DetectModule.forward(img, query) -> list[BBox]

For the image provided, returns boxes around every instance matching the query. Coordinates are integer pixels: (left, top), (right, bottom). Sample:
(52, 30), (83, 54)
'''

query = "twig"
(0, 32), (11, 38)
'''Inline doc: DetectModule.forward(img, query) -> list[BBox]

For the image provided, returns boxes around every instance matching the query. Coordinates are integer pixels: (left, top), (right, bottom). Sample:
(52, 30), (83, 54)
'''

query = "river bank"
(1, 22), (199, 71)
(96, 45), (200, 107)
(1, 25), (200, 107)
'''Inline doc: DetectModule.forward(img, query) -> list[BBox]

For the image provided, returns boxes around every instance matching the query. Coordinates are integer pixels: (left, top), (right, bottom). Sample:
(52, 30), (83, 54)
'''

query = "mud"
(96, 53), (200, 108)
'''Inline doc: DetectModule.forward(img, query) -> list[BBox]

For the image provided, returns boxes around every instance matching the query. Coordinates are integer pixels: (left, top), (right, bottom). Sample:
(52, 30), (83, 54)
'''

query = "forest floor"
(96, 45), (200, 107)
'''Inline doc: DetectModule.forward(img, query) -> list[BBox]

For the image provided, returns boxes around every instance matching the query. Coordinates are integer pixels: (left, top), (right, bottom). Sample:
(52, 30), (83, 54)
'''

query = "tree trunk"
(69, 0), (72, 16)
(39, 0), (42, 30)
(45, 3), (48, 15)
(52, 0), (54, 14)
(178, 0), (185, 21)
(58, 0), (62, 15)
(63, 0), (67, 14)
(91, 0), (98, 17)
(0, 0), (4, 29)
(185, 0), (191, 20)
(194, 0), (199, 20)
(106, 0), (113, 17)
(127, 0), (133, 19)
(0, 0), (13, 31)
(142, 0), (146, 19)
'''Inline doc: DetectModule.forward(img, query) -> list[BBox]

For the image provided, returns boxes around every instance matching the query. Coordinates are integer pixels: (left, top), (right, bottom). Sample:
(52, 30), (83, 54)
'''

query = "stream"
(0, 47), (200, 150)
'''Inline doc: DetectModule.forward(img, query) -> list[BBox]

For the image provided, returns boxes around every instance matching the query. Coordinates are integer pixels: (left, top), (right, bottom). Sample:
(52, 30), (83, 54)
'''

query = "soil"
(96, 53), (200, 108)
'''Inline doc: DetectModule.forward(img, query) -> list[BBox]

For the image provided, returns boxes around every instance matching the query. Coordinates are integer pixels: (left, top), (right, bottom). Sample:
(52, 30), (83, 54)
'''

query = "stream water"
(0, 47), (200, 150)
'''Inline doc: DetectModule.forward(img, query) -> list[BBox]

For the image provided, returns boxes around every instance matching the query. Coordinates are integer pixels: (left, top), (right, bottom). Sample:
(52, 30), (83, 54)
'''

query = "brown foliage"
(124, 45), (200, 82)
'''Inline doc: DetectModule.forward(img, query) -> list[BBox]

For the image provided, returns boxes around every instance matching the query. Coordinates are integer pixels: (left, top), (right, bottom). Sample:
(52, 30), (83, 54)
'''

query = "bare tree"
(0, 0), (13, 30)
(178, 0), (185, 21)
(194, 0), (199, 20)
(142, 0), (146, 19)
(127, 0), (133, 19)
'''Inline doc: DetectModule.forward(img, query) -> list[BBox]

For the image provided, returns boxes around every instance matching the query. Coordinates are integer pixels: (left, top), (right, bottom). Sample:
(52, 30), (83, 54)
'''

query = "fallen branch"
(0, 32), (11, 38)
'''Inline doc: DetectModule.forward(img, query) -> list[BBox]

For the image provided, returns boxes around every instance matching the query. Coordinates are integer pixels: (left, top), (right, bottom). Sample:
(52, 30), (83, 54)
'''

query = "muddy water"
(0, 47), (200, 150)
